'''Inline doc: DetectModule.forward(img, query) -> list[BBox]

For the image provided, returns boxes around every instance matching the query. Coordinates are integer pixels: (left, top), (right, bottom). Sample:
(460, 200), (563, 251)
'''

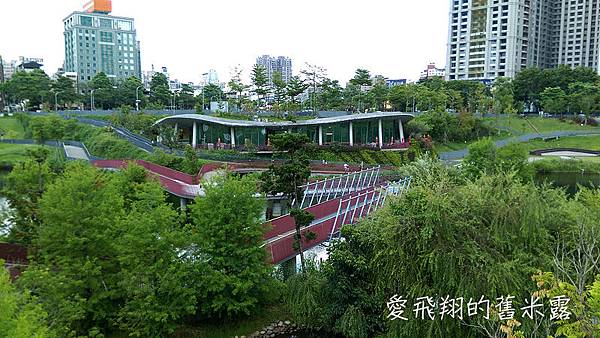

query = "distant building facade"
(256, 55), (293, 86)
(63, 0), (141, 89)
(420, 63), (445, 80)
(202, 69), (219, 86)
(0, 55), (4, 111)
(386, 79), (407, 88)
(446, 0), (600, 81)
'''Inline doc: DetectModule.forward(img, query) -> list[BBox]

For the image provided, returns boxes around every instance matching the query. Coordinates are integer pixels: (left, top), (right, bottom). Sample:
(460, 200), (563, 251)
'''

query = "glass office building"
(63, 10), (141, 87)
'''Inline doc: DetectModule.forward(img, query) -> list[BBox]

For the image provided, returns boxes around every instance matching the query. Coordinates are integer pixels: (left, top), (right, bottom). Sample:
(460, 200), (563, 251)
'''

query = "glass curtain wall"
(322, 123), (349, 144)
(199, 123), (231, 144)
(235, 127), (266, 147)
(292, 126), (319, 143)
(382, 119), (401, 144)
(352, 121), (379, 145)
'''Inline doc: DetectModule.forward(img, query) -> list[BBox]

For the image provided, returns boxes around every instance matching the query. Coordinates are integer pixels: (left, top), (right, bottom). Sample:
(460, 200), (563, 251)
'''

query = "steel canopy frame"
(297, 166), (381, 209)
(327, 176), (412, 242)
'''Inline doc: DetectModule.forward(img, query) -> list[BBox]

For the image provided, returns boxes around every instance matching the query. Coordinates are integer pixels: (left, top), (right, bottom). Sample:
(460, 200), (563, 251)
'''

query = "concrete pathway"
(439, 130), (600, 161)
(63, 145), (89, 160)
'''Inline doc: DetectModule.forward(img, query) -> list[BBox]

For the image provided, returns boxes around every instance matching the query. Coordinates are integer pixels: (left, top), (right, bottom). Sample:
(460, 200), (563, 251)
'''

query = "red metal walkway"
(91, 159), (404, 265)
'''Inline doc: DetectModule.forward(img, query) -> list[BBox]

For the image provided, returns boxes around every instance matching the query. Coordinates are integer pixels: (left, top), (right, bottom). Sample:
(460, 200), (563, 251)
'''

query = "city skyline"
(0, 0), (448, 84)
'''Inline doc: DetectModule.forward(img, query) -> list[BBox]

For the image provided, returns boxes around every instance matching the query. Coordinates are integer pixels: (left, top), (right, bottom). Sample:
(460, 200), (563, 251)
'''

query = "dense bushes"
(8, 163), (277, 336)
(109, 107), (161, 138)
(305, 144), (408, 166)
(532, 157), (600, 174)
(406, 110), (494, 144)
(286, 159), (600, 337)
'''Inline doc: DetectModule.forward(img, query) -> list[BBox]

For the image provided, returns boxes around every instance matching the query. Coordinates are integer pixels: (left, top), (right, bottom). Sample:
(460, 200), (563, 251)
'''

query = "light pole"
(172, 92), (177, 110)
(54, 91), (62, 111)
(135, 85), (143, 111)
(90, 89), (96, 111)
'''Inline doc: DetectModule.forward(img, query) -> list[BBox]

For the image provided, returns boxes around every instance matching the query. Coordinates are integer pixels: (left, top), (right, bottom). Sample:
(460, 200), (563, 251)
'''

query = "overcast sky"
(0, 0), (449, 84)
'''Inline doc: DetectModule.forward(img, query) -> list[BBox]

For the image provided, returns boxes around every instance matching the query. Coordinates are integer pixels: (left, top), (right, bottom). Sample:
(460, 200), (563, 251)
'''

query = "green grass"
(433, 117), (600, 155)
(0, 143), (44, 165)
(0, 117), (26, 139)
(484, 116), (598, 134)
(532, 157), (600, 174)
(519, 134), (600, 152)
(433, 131), (511, 154)
(171, 304), (290, 338)
(0, 143), (66, 168)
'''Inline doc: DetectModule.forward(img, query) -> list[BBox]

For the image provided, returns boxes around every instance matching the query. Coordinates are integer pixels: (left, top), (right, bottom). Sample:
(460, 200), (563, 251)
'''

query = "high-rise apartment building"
(0, 56), (4, 111)
(63, 0), (141, 88)
(446, 0), (600, 81)
(256, 55), (293, 86)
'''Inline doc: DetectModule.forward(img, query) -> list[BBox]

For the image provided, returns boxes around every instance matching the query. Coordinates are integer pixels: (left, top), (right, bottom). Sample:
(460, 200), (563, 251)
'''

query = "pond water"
(535, 172), (600, 195)
(0, 168), (14, 234)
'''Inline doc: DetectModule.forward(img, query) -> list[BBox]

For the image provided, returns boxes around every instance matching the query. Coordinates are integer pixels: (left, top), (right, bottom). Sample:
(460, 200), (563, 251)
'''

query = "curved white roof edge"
(154, 112), (415, 128)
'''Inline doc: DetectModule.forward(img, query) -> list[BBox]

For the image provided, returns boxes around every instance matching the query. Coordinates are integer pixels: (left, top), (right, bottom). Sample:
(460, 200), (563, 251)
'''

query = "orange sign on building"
(84, 0), (112, 14)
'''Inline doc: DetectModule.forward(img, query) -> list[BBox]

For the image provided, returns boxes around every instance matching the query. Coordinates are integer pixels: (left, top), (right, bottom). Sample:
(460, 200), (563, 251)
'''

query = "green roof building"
(155, 112), (414, 151)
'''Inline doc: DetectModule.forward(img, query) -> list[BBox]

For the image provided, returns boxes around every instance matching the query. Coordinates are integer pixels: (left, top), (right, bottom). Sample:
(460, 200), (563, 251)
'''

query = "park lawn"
(0, 143), (43, 166)
(170, 304), (290, 338)
(0, 117), (26, 139)
(433, 131), (511, 154)
(484, 116), (598, 134)
(519, 134), (600, 152)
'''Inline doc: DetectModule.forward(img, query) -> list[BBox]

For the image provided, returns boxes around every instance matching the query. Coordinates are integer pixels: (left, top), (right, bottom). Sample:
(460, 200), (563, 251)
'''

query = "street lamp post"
(172, 92), (177, 110)
(54, 91), (62, 111)
(135, 85), (143, 111)
(90, 89), (96, 111)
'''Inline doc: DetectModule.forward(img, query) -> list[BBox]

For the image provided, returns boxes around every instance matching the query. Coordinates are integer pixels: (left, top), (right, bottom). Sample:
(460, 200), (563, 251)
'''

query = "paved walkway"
(63, 145), (89, 160)
(439, 130), (600, 161)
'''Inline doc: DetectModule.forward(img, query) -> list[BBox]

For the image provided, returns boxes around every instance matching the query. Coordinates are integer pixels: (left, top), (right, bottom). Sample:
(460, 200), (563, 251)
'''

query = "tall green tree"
(540, 87), (567, 117)
(349, 69), (372, 87)
(115, 76), (145, 109)
(20, 163), (195, 336)
(228, 66), (249, 112)
(188, 174), (273, 318)
(89, 72), (116, 109)
(272, 71), (288, 113)
(51, 76), (79, 109)
(2, 148), (54, 244)
(3, 70), (52, 109)
(201, 83), (223, 111)
(568, 82), (599, 123)
(319, 78), (344, 111)
(177, 83), (196, 109)
(0, 261), (54, 337)
(492, 77), (516, 126)
(301, 63), (327, 113)
(349, 69), (372, 113)
(368, 76), (389, 111)
(286, 76), (308, 107)
(251, 64), (269, 108)
(261, 133), (313, 272)
(149, 73), (172, 108)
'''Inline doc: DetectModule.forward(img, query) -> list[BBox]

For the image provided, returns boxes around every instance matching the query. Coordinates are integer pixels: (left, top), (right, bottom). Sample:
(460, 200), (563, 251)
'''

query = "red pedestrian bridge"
(92, 160), (411, 265)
